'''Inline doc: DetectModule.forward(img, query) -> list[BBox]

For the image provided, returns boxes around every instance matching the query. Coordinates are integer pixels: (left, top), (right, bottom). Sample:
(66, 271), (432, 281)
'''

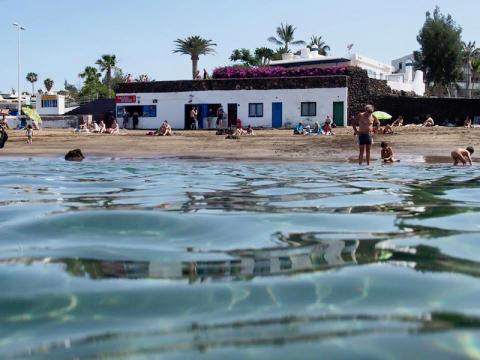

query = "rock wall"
(346, 67), (393, 120)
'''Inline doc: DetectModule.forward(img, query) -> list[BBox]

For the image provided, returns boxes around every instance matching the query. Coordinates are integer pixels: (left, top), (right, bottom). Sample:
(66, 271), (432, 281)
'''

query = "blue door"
(272, 102), (283, 128)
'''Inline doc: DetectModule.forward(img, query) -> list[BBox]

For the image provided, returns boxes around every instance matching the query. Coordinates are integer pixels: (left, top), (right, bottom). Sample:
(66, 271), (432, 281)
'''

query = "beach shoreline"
(0, 127), (478, 163)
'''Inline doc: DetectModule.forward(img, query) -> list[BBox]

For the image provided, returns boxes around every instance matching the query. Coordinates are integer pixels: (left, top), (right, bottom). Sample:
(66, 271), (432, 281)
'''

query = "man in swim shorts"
(352, 104), (379, 166)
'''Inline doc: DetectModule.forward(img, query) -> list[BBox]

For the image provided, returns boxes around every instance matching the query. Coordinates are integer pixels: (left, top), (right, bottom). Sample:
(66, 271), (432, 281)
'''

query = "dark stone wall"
(346, 67), (393, 121)
(116, 76), (348, 93)
(374, 96), (480, 125)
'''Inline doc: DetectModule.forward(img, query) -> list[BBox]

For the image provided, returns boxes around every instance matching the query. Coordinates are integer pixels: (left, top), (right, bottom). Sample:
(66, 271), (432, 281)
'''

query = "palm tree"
(267, 23), (305, 53)
(79, 66), (101, 81)
(96, 55), (118, 98)
(462, 41), (480, 98)
(26, 72), (38, 94)
(44, 78), (54, 92)
(307, 36), (330, 55)
(173, 36), (217, 80)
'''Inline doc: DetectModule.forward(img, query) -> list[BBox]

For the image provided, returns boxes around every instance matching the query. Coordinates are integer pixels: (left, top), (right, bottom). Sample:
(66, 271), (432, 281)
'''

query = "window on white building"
(41, 99), (58, 108)
(248, 103), (263, 117)
(301, 102), (316, 117)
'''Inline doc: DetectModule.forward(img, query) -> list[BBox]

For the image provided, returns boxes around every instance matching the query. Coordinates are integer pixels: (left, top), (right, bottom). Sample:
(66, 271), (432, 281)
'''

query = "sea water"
(1, 158), (480, 359)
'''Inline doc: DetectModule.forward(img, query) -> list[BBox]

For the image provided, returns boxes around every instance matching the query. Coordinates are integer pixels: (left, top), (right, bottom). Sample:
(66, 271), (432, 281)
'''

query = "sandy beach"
(0, 127), (478, 163)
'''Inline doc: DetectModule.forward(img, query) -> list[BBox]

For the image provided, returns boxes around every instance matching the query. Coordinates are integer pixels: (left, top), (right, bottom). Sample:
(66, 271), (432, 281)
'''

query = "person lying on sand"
(105, 119), (119, 135)
(392, 116), (404, 127)
(451, 147), (474, 166)
(383, 124), (394, 135)
(381, 142), (399, 163)
(423, 116), (435, 127)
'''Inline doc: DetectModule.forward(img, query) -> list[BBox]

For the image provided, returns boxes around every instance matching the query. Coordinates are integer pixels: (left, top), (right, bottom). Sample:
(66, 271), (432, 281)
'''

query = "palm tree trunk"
(191, 57), (199, 80)
(31, 83), (34, 96)
(107, 69), (112, 98)
(466, 63), (472, 98)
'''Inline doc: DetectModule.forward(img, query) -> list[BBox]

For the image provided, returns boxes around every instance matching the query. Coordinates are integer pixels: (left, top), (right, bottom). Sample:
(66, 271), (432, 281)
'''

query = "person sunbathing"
(158, 120), (173, 136)
(294, 122), (304, 135)
(392, 116), (404, 127)
(98, 120), (106, 134)
(323, 122), (334, 135)
(423, 116), (435, 127)
(451, 147), (474, 166)
(106, 119), (119, 134)
(464, 116), (472, 128)
(89, 122), (101, 133)
(312, 121), (322, 135)
(383, 124), (394, 135)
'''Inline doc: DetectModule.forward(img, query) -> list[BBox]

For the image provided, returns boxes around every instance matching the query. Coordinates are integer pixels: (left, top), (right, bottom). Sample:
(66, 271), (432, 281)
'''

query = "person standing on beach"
(216, 106), (225, 129)
(26, 124), (33, 144)
(189, 107), (198, 130)
(122, 109), (130, 129)
(352, 104), (379, 166)
(132, 112), (139, 130)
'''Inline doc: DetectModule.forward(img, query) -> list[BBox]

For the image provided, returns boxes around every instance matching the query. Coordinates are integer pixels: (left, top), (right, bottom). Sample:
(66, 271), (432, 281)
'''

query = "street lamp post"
(13, 22), (26, 122)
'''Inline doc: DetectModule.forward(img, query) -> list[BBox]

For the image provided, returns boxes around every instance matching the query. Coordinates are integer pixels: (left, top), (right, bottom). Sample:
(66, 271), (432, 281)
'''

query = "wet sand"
(0, 127), (478, 163)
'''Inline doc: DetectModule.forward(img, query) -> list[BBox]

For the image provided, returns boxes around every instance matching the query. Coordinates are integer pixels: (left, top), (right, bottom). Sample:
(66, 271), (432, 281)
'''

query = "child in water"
(451, 147), (474, 166)
(381, 142), (399, 163)
(26, 124), (33, 145)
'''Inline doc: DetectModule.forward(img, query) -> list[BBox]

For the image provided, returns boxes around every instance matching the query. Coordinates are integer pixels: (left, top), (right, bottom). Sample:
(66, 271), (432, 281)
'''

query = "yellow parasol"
(22, 107), (42, 124)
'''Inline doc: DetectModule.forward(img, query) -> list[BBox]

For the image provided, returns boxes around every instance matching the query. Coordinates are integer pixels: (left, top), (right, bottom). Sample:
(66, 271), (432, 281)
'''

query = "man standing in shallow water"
(352, 104), (379, 165)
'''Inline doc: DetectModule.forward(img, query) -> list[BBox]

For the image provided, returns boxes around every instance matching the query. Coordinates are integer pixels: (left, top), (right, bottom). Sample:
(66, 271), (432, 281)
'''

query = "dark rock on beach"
(65, 149), (85, 161)
(225, 135), (240, 140)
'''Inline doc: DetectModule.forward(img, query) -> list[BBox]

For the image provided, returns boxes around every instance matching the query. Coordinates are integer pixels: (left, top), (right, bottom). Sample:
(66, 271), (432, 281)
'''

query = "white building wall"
(116, 87), (348, 129)
(36, 95), (66, 115)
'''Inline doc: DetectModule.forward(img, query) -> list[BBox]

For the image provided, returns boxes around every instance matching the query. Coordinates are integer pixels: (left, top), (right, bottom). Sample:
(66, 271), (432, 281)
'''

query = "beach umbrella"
(22, 107), (42, 124)
(372, 111), (392, 121)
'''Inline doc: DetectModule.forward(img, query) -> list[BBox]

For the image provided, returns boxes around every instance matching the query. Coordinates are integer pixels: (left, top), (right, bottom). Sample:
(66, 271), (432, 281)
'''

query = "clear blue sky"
(1, 0), (478, 92)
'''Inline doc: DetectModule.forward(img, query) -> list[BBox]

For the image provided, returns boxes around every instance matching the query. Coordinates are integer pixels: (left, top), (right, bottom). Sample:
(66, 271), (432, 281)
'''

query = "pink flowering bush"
(212, 66), (348, 79)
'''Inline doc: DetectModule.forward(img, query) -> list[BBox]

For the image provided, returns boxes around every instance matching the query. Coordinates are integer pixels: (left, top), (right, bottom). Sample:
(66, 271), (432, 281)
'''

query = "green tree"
(79, 66), (108, 99)
(44, 78), (54, 92)
(173, 36), (217, 80)
(267, 23), (305, 53)
(462, 41), (480, 98)
(230, 47), (276, 67)
(96, 54), (118, 98)
(230, 48), (257, 66)
(26, 72), (38, 94)
(307, 36), (330, 55)
(417, 7), (463, 97)
(254, 47), (276, 65)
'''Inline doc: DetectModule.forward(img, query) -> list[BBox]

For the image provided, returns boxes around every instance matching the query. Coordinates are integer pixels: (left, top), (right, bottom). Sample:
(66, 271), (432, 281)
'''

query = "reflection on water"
(1, 159), (480, 359)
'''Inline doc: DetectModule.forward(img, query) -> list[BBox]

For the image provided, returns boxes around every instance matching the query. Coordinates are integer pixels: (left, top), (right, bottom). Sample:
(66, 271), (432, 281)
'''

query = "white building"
(270, 48), (425, 96)
(36, 93), (77, 115)
(115, 79), (349, 130)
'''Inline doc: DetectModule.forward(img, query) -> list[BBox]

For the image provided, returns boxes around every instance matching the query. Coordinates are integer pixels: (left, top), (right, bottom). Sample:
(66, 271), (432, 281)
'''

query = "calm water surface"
(1, 158), (480, 359)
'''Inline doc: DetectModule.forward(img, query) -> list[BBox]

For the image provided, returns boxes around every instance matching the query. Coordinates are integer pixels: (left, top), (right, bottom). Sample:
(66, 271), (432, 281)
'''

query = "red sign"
(116, 95), (137, 104)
